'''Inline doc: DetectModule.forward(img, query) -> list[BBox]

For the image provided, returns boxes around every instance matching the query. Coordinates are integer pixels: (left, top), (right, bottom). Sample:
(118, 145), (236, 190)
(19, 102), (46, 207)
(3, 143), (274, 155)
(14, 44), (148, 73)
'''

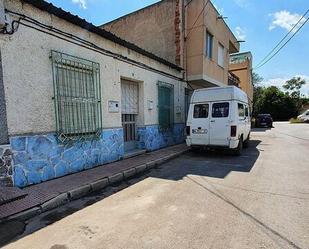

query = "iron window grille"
(51, 51), (102, 142)
(157, 81), (174, 130)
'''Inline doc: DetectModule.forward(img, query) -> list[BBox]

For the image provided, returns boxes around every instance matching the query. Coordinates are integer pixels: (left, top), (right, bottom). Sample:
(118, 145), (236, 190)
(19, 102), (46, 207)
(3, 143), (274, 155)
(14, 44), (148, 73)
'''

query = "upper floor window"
(206, 31), (213, 59)
(51, 51), (102, 142)
(218, 43), (224, 67)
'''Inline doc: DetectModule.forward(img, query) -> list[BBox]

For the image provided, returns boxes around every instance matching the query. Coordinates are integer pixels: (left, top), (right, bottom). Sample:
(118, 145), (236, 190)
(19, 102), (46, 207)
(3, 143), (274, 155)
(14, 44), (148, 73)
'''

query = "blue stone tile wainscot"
(10, 128), (124, 187)
(137, 123), (185, 151)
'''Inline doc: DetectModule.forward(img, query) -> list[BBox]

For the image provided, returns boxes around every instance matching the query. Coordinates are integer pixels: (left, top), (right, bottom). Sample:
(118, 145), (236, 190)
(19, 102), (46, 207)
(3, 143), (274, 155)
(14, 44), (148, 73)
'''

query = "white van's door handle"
(210, 120), (215, 123)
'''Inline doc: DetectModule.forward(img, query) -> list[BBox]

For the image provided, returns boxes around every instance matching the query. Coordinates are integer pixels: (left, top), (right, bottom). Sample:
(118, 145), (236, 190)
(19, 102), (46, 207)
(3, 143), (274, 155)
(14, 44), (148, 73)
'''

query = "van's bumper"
(186, 137), (239, 149)
(229, 139), (239, 149)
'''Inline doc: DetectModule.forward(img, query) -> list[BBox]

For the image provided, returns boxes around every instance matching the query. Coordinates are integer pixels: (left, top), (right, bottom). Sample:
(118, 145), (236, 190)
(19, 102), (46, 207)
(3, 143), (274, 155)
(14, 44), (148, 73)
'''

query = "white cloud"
(72, 0), (87, 9)
(235, 26), (246, 40)
(262, 75), (309, 96)
(269, 10), (307, 32)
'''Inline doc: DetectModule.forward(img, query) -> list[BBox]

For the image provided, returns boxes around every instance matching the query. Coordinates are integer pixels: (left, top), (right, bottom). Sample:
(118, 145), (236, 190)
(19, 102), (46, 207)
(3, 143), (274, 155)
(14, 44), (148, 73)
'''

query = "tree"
(283, 77), (306, 98)
(254, 86), (298, 121)
(252, 72), (263, 87)
(252, 72), (264, 116)
(283, 77), (307, 111)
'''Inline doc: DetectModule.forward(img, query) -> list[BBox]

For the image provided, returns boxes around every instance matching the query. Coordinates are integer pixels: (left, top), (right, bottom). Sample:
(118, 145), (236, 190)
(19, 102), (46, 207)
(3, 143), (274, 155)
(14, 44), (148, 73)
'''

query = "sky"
(47, 0), (309, 95)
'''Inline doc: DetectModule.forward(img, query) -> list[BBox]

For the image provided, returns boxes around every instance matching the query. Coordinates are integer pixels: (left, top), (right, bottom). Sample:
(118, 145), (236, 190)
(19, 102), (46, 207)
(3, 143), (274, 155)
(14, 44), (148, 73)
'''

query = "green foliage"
(283, 77), (306, 98)
(283, 77), (307, 111)
(253, 75), (307, 121)
(252, 72), (264, 116)
(254, 86), (298, 121)
(252, 72), (263, 87)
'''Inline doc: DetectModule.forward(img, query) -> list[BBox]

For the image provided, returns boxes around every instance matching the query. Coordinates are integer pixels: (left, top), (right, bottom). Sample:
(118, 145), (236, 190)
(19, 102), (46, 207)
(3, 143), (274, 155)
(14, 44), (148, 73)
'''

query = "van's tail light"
(231, 125), (237, 137)
(186, 126), (191, 136)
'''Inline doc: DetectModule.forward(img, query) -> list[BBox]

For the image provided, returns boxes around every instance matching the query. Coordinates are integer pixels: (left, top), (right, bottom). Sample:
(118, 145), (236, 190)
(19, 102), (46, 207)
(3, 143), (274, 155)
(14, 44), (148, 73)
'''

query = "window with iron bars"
(51, 51), (102, 142)
(158, 81), (174, 129)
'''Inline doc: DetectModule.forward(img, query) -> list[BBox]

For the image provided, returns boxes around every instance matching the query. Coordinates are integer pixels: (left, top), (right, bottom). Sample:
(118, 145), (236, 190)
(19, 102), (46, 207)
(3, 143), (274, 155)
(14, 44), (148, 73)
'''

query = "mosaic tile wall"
(0, 145), (13, 187)
(10, 128), (124, 187)
(137, 123), (185, 151)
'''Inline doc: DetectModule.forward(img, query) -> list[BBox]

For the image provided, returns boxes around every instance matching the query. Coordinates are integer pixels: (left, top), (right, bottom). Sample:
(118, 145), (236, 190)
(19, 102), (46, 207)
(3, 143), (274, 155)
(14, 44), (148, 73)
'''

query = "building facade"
(101, 0), (240, 89)
(229, 52), (254, 105)
(0, 0), (187, 187)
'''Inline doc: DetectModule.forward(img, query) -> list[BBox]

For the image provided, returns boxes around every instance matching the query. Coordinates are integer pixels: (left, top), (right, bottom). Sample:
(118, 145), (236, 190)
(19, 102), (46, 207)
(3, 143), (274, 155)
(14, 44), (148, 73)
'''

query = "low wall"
(137, 123), (185, 151)
(11, 128), (124, 187)
(10, 124), (185, 188)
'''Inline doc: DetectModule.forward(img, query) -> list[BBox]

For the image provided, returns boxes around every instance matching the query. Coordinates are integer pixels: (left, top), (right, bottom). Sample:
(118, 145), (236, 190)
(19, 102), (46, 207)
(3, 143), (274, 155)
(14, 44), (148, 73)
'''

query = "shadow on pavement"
(1, 140), (262, 247)
(149, 140), (261, 180)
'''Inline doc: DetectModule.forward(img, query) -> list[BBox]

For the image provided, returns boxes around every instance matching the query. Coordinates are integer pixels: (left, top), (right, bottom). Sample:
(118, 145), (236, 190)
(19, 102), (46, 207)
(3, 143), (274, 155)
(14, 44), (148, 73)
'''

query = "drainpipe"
(0, 0), (6, 29)
(0, 51), (9, 145)
(0, 0), (9, 145)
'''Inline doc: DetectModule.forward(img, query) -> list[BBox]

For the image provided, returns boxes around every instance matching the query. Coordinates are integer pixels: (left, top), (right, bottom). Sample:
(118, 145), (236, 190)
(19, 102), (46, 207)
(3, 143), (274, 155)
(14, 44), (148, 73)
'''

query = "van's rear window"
(212, 102), (229, 118)
(193, 104), (209, 118)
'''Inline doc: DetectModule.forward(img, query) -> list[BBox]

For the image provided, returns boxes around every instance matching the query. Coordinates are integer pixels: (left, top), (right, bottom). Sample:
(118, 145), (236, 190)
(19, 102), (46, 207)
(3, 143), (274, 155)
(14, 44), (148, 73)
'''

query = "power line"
(5, 10), (184, 82)
(254, 9), (309, 70)
(255, 16), (309, 70)
(255, 8), (309, 68)
(186, 0), (211, 39)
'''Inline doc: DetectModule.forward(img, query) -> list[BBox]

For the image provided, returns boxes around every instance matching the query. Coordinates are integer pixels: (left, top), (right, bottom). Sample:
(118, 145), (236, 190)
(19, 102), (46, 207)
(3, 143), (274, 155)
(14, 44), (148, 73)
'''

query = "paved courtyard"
(5, 122), (309, 249)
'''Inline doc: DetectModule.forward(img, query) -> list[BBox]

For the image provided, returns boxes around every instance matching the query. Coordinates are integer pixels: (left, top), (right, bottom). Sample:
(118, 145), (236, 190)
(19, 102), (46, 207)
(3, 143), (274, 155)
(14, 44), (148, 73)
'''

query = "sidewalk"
(0, 144), (188, 222)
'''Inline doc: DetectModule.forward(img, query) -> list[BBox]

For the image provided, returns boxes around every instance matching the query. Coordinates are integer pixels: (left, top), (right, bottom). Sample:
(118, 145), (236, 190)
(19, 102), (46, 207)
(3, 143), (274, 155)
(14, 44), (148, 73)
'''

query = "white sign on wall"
(147, 100), (154, 110)
(108, 101), (120, 113)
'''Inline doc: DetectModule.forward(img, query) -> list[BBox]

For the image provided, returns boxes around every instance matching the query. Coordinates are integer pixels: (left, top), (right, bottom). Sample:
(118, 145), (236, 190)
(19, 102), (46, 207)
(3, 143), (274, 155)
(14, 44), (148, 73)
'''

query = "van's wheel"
(234, 137), (243, 156)
(243, 135), (250, 148)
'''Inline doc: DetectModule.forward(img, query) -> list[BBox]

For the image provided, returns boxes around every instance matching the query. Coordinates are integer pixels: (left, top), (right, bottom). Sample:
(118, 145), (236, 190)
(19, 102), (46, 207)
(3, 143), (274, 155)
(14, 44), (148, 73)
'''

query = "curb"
(1, 147), (189, 223)
(41, 193), (69, 212)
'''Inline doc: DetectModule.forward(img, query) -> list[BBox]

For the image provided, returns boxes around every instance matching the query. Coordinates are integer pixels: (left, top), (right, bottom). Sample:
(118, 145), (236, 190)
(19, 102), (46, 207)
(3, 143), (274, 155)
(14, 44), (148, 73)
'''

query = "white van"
(186, 86), (251, 155)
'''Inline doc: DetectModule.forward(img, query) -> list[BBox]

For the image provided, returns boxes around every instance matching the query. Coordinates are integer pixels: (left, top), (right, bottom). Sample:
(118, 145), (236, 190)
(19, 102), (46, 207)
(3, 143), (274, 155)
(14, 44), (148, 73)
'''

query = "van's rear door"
(209, 102), (230, 146)
(190, 103), (210, 145)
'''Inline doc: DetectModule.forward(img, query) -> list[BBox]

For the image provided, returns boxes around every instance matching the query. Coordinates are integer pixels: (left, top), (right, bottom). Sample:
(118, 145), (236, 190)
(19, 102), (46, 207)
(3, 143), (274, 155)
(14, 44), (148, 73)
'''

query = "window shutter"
(158, 82), (174, 129)
(121, 80), (139, 114)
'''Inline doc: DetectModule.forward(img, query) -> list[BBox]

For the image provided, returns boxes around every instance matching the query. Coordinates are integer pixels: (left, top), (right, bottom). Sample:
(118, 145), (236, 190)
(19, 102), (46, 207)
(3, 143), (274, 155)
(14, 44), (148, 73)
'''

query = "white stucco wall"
(0, 0), (186, 136)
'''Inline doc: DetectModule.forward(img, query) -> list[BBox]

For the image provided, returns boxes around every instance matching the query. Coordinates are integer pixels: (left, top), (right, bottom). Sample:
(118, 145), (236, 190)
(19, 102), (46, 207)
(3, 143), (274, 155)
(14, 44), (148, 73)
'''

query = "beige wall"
(1, 0), (186, 136)
(102, 0), (183, 66)
(102, 0), (240, 87)
(186, 0), (239, 86)
(229, 60), (254, 103)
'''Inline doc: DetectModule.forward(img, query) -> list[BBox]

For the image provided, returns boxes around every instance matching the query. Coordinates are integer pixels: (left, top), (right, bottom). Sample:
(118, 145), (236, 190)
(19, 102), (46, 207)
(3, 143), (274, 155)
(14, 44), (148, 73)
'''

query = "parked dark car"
(255, 114), (273, 128)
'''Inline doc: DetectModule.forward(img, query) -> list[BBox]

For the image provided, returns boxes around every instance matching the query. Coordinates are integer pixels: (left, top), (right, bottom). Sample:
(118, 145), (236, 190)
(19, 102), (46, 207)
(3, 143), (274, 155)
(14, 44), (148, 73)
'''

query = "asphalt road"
(5, 122), (309, 249)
